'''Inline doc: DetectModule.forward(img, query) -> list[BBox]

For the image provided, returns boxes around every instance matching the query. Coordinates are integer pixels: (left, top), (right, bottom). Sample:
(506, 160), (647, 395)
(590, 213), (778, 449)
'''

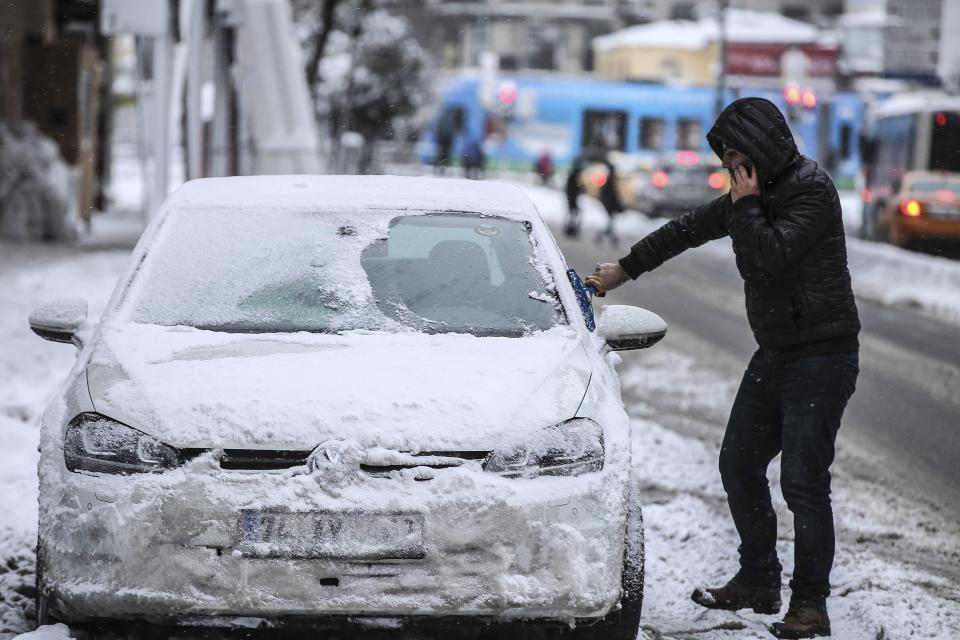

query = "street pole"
(714, 0), (728, 119)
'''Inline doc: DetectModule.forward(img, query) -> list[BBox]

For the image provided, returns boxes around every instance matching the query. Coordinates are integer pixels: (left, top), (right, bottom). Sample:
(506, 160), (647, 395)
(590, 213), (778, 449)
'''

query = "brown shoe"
(691, 579), (781, 614)
(769, 607), (831, 638)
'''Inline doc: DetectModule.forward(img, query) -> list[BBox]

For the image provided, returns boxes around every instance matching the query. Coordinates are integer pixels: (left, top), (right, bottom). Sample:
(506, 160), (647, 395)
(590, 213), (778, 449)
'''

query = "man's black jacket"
(618, 97), (860, 358)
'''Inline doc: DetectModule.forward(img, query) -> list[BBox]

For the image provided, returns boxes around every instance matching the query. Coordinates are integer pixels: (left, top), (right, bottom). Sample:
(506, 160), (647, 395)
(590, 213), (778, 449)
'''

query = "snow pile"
(847, 237), (960, 324)
(8, 625), (70, 640)
(0, 122), (78, 242)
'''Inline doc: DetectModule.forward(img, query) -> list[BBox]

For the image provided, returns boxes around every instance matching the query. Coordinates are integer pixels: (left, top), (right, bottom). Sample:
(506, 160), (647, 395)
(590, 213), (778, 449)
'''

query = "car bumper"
(40, 458), (628, 624)
(893, 214), (960, 240)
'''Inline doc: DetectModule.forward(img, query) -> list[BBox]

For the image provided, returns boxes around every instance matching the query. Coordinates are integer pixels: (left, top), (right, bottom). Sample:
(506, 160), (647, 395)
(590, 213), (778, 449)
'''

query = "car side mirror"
(597, 304), (667, 351)
(29, 299), (88, 347)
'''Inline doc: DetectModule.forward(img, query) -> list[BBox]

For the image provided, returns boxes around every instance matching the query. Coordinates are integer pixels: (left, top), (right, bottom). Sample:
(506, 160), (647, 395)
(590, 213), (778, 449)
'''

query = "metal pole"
(186, 0), (206, 180)
(714, 0), (728, 119)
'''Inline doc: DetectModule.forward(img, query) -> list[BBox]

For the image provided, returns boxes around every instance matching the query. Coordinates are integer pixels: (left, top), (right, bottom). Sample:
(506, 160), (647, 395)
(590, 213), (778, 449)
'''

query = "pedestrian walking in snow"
(564, 155), (585, 237)
(534, 149), (555, 185)
(586, 97), (861, 639)
(461, 136), (485, 179)
(596, 158), (622, 246)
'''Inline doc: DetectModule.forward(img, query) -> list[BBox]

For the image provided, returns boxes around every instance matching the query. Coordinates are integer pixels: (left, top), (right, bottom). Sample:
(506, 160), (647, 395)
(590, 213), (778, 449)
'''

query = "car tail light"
(592, 172), (608, 188)
(651, 170), (669, 189)
(899, 200), (923, 217)
(676, 150), (699, 166)
(861, 188), (873, 203)
(935, 189), (956, 203)
(708, 171), (726, 189)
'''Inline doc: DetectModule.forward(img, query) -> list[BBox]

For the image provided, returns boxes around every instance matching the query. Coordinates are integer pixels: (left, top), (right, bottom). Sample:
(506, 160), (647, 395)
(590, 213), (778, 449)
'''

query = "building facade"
(840, 0), (947, 86)
(630, 0), (844, 23)
(401, 0), (622, 74)
(593, 9), (838, 91)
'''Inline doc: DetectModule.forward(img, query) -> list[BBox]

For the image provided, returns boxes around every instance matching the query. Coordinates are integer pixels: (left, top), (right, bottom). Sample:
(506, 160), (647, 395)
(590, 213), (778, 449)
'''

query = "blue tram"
(421, 74), (865, 188)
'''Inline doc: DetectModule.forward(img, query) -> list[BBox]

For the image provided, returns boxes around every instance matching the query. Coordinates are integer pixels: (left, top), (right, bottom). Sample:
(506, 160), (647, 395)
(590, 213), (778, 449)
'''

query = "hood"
(706, 97), (800, 183)
(85, 323), (592, 452)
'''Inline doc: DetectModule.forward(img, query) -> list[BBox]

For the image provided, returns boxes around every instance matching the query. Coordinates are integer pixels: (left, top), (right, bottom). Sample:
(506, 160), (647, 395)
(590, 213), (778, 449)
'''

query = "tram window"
(839, 124), (852, 160)
(929, 111), (960, 172)
(582, 109), (627, 152)
(639, 117), (665, 151)
(676, 118), (702, 151)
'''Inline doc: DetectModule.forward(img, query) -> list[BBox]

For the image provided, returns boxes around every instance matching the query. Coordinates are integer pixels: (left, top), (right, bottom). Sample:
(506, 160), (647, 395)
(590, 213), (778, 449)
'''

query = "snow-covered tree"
(294, 1), (432, 173)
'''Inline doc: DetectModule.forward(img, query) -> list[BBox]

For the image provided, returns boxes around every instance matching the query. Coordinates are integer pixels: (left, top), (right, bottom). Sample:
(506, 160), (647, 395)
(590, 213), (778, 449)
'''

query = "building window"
(582, 109), (627, 152)
(670, 3), (695, 20)
(676, 118), (702, 151)
(639, 117), (665, 151)
(783, 6), (810, 22)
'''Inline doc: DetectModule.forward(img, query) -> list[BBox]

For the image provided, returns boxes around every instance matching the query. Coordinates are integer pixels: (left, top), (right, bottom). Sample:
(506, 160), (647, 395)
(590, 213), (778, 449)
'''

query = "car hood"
(86, 322), (592, 451)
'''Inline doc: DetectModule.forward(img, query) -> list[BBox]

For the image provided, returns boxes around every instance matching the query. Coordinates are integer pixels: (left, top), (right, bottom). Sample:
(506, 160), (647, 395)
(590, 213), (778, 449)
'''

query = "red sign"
(725, 43), (838, 78)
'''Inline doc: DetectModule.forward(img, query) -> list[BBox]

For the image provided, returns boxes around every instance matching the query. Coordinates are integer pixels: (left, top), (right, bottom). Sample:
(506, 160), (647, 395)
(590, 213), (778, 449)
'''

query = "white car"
(30, 176), (666, 638)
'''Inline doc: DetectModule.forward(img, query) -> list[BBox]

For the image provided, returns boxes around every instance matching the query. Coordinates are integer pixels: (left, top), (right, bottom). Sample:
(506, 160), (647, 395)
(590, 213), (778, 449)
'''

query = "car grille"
(359, 450), (490, 479)
(180, 448), (312, 470)
(179, 448), (490, 477)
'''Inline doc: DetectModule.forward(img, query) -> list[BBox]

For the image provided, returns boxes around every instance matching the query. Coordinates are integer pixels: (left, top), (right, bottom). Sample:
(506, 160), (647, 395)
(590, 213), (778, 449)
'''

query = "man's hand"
(584, 262), (629, 296)
(729, 164), (760, 204)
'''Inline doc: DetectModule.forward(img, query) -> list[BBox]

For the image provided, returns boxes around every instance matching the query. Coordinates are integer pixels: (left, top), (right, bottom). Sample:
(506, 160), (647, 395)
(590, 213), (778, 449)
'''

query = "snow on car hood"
(86, 322), (591, 451)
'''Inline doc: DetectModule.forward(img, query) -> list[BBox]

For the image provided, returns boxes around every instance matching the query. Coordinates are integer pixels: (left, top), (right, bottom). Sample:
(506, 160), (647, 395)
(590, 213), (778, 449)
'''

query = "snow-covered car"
(29, 175), (667, 637)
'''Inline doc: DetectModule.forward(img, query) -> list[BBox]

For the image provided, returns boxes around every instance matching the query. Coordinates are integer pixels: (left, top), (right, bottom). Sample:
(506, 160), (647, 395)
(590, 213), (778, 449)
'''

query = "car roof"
(164, 175), (541, 221)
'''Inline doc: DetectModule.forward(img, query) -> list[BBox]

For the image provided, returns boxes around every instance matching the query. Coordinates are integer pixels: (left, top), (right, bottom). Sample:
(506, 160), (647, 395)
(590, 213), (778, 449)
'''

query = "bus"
(420, 73), (865, 188)
(859, 92), (960, 244)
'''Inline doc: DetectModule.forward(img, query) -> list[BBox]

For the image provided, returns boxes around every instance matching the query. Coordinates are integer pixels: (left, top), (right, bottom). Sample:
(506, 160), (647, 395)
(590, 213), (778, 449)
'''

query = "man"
(586, 97), (860, 639)
(597, 157), (623, 246)
(564, 155), (585, 237)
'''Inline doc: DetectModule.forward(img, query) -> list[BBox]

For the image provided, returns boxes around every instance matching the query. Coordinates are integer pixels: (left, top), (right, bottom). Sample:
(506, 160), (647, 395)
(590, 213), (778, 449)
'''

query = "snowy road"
(2, 189), (960, 639)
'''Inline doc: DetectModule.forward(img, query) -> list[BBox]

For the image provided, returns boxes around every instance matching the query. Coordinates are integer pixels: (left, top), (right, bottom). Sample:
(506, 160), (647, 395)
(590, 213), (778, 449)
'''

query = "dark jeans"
(720, 350), (859, 609)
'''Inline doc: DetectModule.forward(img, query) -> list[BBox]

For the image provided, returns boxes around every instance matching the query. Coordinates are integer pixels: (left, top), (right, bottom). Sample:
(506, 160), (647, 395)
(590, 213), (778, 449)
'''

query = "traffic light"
(497, 80), (518, 121)
(784, 84), (816, 109)
(785, 85), (801, 106)
(784, 84), (816, 124)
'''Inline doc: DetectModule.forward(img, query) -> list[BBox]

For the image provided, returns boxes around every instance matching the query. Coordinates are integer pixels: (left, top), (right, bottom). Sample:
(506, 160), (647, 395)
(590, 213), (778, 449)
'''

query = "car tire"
(568, 486), (644, 640)
(35, 537), (57, 627)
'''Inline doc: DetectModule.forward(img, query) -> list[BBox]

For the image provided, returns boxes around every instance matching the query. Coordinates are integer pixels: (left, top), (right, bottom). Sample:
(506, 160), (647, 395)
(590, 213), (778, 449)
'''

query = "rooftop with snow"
(593, 8), (823, 51)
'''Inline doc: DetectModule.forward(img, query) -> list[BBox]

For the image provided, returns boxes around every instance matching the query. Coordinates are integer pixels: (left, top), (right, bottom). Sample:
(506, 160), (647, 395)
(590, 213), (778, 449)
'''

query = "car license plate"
(237, 510), (425, 560)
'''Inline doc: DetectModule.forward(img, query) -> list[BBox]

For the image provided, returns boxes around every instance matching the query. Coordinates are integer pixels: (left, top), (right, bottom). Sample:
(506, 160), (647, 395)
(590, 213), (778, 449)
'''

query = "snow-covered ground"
(2, 180), (959, 638)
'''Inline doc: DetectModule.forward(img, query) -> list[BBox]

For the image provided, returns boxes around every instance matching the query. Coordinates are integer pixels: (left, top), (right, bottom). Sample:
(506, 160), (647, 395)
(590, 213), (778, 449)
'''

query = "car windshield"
(909, 181), (960, 197)
(120, 209), (563, 337)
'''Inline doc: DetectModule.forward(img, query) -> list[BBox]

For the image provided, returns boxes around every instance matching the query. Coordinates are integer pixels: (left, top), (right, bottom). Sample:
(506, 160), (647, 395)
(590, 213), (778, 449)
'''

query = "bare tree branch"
(305, 0), (342, 89)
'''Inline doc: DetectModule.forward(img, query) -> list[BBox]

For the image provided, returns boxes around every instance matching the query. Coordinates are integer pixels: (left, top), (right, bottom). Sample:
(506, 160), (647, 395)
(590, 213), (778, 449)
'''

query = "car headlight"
(484, 418), (604, 478)
(64, 413), (182, 474)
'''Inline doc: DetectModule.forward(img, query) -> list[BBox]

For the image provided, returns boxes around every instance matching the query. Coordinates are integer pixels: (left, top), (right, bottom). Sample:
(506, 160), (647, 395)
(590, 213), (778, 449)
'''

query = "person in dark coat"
(586, 97), (860, 639)
(597, 158), (623, 245)
(461, 136), (485, 179)
(564, 156), (584, 237)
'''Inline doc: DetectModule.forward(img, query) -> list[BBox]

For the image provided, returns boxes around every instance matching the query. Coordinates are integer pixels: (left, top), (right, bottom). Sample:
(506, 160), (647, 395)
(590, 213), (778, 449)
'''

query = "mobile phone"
(741, 162), (753, 178)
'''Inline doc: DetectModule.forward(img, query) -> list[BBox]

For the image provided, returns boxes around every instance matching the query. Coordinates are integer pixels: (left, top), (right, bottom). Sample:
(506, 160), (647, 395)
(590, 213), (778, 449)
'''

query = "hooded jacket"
(618, 97), (860, 357)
